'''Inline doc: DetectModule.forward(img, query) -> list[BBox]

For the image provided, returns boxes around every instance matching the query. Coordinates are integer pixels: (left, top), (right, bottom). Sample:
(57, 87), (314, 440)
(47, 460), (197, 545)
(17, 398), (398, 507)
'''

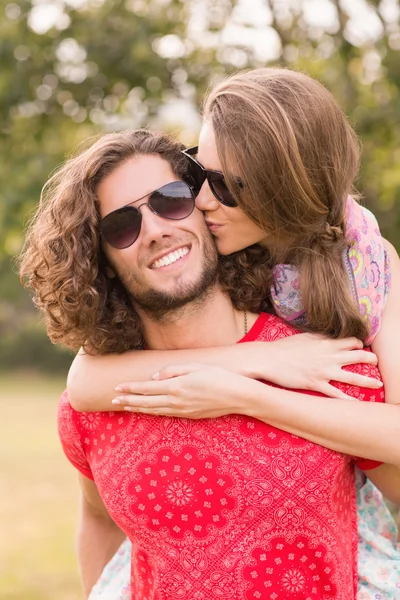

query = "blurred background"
(1, 0), (399, 598)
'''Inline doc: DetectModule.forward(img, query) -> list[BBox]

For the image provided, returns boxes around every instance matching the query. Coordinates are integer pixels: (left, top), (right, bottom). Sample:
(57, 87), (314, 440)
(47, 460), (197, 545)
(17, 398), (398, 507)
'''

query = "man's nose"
(139, 205), (174, 245)
(194, 181), (220, 212)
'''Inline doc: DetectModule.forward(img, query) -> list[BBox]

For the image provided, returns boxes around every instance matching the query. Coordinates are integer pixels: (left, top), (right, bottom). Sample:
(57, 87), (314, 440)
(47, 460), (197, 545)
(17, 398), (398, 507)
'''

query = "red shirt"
(58, 313), (383, 600)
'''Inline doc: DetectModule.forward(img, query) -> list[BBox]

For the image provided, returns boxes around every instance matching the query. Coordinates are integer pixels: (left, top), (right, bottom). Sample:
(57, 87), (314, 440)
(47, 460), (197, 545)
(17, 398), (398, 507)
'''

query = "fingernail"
(376, 381), (383, 387)
(123, 407), (133, 412)
(112, 399), (120, 404)
(115, 386), (123, 392)
(152, 372), (159, 380)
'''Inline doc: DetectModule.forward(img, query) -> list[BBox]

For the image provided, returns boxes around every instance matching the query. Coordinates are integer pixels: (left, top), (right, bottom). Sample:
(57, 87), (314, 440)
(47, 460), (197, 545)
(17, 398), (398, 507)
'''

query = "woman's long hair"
(204, 67), (368, 340)
(19, 129), (272, 353)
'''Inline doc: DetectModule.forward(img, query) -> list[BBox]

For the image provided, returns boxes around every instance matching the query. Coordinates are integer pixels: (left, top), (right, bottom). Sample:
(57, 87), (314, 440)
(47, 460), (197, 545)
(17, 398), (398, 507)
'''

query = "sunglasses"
(100, 181), (196, 249)
(182, 146), (240, 207)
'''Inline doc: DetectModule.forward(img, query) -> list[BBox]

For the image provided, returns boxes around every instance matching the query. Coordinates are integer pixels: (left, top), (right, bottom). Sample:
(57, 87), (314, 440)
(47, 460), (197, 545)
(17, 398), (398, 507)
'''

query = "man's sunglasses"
(100, 181), (196, 249)
(182, 146), (239, 207)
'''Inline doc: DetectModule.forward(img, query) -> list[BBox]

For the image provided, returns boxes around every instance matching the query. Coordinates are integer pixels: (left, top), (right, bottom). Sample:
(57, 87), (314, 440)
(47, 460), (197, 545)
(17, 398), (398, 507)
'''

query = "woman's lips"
(206, 221), (222, 233)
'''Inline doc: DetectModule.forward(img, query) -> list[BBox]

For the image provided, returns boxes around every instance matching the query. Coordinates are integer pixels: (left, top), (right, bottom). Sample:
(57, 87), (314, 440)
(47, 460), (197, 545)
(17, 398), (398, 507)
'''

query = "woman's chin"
(215, 232), (270, 256)
(216, 239), (250, 256)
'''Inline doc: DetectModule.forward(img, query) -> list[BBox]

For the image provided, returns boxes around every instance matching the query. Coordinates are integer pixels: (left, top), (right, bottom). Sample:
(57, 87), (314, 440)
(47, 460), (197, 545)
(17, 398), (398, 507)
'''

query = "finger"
(334, 371), (383, 389)
(152, 362), (209, 380)
(338, 337), (364, 351)
(120, 395), (184, 417)
(340, 350), (378, 366)
(315, 382), (355, 400)
(113, 394), (170, 409)
(114, 380), (170, 395)
(124, 404), (176, 416)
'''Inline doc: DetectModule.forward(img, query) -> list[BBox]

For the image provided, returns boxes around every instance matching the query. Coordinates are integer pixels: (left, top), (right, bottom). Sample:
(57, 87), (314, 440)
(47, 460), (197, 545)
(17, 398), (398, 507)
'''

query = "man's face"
(97, 154), (219, 317)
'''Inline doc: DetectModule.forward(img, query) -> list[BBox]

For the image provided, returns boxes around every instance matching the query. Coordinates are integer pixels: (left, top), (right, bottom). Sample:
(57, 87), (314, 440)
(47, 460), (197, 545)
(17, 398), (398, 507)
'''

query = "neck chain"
(244, 310), (248, 336)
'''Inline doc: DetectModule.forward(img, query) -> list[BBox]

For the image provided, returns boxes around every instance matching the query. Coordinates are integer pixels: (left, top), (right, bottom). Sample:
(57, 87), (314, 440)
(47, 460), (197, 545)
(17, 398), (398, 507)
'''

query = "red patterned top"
(58, 313), (383, 600)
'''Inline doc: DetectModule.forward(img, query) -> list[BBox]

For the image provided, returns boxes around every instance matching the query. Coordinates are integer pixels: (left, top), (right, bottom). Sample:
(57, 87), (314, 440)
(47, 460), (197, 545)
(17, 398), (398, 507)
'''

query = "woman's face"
(195, 121), (268, 255)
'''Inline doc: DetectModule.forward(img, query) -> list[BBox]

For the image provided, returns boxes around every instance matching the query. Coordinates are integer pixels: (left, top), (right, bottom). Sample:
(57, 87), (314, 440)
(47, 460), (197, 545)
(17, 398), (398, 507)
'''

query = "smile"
(150, 246), (190, 269)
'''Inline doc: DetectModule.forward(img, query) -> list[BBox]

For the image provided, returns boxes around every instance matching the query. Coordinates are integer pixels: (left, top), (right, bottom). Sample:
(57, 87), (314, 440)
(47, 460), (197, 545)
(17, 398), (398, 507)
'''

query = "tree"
(1, 0), (399, 371)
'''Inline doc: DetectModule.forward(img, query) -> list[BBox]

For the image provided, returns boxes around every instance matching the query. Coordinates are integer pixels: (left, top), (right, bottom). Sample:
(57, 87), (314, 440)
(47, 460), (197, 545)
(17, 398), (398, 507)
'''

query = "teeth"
(151, 247), (189, 269)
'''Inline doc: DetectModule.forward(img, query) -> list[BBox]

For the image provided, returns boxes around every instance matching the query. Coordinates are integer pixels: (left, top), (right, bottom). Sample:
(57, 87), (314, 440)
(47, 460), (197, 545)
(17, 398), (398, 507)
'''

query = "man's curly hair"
(19, 130), (272, 354)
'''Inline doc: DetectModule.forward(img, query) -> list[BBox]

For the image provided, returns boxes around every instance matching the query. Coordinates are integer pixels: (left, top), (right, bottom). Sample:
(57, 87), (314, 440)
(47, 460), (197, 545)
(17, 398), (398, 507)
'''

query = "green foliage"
(0, 0), (194, 258)
(1, 0), (400, 371)
(0, 319), (73, 373)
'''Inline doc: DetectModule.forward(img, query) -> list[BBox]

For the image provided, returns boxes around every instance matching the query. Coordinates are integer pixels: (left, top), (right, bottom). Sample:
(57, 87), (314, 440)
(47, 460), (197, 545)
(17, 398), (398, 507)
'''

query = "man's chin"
(130, 270), (219, 320)
(133, 284), (213, 317)
(119, 236), (219, 319)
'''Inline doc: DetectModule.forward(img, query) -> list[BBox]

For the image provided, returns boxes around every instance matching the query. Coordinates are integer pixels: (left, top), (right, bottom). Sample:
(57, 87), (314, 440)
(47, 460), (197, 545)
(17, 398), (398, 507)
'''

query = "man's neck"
(135, 287), (249, 350)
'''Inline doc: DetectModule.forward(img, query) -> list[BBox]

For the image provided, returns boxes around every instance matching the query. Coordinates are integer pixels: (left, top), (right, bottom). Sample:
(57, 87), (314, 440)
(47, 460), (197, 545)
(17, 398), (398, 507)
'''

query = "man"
(20, 130), (396, 599)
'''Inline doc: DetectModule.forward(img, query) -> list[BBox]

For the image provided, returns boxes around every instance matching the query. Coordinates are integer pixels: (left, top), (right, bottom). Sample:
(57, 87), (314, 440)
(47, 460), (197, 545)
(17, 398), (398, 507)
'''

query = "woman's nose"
(195, 181), (220, 212)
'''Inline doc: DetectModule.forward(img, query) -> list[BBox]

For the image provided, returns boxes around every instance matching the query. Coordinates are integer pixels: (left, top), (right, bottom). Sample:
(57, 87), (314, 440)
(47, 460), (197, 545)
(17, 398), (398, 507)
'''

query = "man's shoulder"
(58, 390), (81, 439)
(335, 360), (384, 403)
(58, 391), (133, 437)
(57, 390), (95, 479)
(248, 312), (300, 343)
(58, 389), (70, 409)
(58, 390), (77, 426)
(250, 315), (384, 403)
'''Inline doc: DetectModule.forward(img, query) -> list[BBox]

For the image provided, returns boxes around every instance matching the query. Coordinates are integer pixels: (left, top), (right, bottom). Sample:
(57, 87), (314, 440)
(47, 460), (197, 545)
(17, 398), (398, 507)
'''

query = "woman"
(68, 69), (400, 598)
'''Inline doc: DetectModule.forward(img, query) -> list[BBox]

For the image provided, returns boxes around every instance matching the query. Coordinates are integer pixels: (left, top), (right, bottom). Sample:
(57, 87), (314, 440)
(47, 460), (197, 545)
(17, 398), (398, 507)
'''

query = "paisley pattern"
(270, 197), (391, 345)
(59, 313), (386, 600)
(88, 200), (399, 599)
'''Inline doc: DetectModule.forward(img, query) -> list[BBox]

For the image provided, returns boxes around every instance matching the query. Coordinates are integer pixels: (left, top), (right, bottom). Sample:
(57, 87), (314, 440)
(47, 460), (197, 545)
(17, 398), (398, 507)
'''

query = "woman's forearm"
(371, 239), (400, 406)
(109, 363), (400, 467)
(67, 344), (267, 411)
(68, 335), (379, 412)
(246, 380), (400, 467)
(366, 463), (400, 505)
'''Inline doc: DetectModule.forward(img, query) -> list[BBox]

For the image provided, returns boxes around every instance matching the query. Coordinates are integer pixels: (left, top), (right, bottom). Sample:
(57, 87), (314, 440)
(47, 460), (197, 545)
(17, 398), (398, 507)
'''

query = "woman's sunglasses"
(182, 146), (240, 207)
(100, 181), (196, 249)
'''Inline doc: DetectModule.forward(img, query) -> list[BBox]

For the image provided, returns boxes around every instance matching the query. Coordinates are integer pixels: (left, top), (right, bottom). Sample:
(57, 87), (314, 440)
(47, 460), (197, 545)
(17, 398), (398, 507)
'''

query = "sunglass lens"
(187, 159), (206, 195)
(150, 182), (195, 219)
(211, 177), (238, 207)
(101, 207), (141, 249)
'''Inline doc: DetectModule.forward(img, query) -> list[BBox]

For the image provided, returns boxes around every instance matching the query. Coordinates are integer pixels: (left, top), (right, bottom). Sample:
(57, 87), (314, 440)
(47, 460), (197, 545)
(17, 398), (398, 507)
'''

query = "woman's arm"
(68, 334), (380, 411)
(365, 464), (400, 506)
(371, 239), (400, 406)
(114, 363), (400, 467)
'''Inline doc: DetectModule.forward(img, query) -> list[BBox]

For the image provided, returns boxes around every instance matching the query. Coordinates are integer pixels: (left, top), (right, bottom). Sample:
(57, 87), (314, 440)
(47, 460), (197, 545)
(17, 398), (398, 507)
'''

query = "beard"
(112, 232), (220, 322)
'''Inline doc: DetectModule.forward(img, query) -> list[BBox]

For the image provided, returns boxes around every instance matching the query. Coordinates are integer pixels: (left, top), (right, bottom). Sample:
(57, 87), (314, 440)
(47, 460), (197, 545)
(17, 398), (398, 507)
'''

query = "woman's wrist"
(234, 377), (273, 418)
(235, 342), (275, 380)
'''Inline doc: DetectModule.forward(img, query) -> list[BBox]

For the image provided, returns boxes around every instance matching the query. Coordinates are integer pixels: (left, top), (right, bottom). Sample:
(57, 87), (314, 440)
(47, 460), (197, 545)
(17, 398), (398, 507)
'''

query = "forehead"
(197, 121), (221, 169)
(198, 121), (238, 176)
(97, 154), (178, 217)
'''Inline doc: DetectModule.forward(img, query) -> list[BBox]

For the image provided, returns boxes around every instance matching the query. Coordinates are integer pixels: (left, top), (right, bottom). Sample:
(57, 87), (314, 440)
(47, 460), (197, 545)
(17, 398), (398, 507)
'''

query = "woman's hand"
(251, 333), (381, 399)
(112, 363), (260, 418)
(112, 334), (382, 418)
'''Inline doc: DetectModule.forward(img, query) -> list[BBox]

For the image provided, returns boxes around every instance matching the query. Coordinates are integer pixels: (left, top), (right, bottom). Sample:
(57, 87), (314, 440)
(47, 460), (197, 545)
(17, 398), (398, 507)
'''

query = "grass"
(0, 373), (83, 600)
